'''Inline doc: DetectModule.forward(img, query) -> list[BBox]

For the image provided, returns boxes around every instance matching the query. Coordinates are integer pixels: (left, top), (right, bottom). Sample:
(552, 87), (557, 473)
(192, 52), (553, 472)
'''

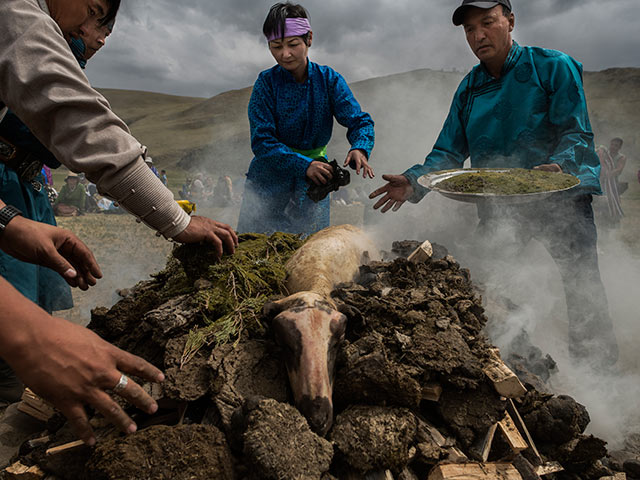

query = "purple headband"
(266, 17), (311, 42)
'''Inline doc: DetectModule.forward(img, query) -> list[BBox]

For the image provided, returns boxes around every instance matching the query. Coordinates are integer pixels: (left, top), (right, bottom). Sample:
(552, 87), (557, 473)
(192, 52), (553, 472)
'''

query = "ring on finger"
(113, 374), (128, 393)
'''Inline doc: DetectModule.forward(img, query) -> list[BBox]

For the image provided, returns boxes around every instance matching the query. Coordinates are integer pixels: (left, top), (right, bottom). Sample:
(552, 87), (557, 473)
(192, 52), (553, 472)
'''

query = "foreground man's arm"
(0, 277), (163, 446)
(0, 0), (237, 256)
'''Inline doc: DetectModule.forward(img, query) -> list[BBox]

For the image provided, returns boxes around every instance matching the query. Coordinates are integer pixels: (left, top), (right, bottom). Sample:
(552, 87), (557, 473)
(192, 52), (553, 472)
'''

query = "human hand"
(306, 160), (334, 185)
(0, 289), (164, 446)
(369, 174), (414, 212)
(533, 163), (563, 173)
(172, 215), (239, 259)
(345, 149), (374, 179)
(0, 216), (102, 290)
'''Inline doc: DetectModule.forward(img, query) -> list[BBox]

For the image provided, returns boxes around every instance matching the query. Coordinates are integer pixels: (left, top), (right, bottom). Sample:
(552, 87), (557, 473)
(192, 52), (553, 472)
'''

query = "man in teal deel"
(370, 0), (618, 368)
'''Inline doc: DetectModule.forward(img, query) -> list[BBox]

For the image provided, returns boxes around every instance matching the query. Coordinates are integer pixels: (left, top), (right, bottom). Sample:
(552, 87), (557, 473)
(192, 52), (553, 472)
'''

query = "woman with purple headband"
(236, 2), (375, 236)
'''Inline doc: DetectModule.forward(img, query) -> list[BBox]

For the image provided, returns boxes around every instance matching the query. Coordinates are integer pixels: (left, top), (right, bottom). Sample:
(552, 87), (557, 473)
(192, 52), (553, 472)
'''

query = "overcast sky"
(86, 0), (640, 98)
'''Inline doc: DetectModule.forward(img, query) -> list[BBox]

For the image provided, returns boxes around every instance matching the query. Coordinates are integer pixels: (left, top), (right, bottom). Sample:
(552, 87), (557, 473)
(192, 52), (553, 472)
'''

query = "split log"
(3, 462), (45, 480)
(512, 455), (542, 480)
(497, 412), (528, 454)
(470, 423), (498, 462)
(417, 419), (447, 447)
(407, 240), (433, 263)
(428, 463), (523, 480)
(445, 447), (468, 463)
(535, 462), (564, 476)
(483, 348), (527, 398)
(506, 399), (542, 464)
(598, 474), (626, 480)
(422, 383), (443, 402)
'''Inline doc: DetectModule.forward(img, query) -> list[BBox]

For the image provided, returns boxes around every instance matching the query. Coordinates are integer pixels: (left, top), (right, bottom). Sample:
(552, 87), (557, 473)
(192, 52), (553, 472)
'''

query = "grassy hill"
(96, 67), (640, 183)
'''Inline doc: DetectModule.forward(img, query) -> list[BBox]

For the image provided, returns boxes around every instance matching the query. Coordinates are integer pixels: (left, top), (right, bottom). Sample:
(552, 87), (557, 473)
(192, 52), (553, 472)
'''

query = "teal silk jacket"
(404, 41), (602, 201)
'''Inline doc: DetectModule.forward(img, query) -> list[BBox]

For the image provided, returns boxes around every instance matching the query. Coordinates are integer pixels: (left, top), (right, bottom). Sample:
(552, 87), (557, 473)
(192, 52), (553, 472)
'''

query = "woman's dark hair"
(100, 0), (121, 27)
(263, 2), (311, 44)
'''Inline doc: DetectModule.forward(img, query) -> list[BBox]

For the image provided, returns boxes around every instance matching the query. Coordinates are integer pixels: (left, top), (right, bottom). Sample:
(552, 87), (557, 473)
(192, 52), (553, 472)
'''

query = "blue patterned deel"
(403, 41), (602, 202)
(237, 60), (375, 236)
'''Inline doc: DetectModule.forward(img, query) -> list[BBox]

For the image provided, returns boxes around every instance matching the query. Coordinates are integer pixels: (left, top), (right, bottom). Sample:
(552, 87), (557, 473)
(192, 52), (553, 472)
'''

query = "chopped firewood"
(407, 240), (433, 263)
(483, 349), (527, 398)
(470, 423), (498, 462)
(45, 440), (86, 456)
(3, 461), (45, 480)
(497, 412), (529, 454)
(512, 455), (542, 480)
(506, 399), (542, 464)
(445, 447), (468, 463)
(417, 418), (447, 447)
(422, 383), (443, 402)
(598, 474), (626, 480)
(17, 389), (55, 422)
(428, 463), (523, 480)
(364, 470), (394, 480)
(535, 462), (564, 476)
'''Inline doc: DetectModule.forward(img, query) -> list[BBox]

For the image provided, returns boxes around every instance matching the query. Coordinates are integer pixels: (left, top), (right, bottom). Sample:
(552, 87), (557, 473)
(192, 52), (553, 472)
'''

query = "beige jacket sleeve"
(0, 0), (190, 238)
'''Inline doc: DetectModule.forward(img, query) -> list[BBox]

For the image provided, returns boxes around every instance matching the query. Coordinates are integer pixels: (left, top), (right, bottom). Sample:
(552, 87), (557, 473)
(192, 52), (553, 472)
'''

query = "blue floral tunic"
(237, 60), (374, 236)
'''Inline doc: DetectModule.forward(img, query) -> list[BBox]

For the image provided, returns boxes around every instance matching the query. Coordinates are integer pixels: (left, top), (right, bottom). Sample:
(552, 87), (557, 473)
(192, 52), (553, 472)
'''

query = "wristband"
(0, 205), (23, 235)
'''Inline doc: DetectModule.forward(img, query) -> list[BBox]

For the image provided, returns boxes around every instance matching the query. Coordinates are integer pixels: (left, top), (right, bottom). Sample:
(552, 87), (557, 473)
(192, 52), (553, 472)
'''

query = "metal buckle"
(0, 137), (17, 161)
(30, 179), (43, 192)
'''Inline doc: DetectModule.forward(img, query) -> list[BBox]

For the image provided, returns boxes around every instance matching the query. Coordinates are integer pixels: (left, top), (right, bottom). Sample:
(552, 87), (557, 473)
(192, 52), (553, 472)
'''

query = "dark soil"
(84, 425), (235, 480)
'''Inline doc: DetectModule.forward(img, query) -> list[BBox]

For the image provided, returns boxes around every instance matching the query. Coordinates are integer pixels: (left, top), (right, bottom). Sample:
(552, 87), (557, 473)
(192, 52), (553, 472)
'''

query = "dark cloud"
(86, 0), (640, 97)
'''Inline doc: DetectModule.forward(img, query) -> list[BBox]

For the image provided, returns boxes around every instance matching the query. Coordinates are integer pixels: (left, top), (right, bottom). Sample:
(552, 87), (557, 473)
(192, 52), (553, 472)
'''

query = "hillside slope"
(98, 68), (640, 178)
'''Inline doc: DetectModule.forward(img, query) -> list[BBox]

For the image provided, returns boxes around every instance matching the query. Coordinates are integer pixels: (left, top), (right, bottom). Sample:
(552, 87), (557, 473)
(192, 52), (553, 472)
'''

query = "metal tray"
(417, 168), (581, 204)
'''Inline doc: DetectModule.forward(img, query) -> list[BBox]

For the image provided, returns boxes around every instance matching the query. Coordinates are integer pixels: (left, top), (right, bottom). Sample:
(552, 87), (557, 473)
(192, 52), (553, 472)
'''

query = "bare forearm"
(0, 277), (49, 360)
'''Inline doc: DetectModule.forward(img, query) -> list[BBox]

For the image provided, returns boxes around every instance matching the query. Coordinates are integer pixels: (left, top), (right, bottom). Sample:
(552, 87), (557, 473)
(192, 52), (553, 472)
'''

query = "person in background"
(53, 174), (86, 216)
(596, 137), (626, 229)
(160, 169), (168, 186)
(236, 2), (375, 236)
(145, 157), (160, 178)
(370, 0), (617, 368)
(213, 175), (233, 207)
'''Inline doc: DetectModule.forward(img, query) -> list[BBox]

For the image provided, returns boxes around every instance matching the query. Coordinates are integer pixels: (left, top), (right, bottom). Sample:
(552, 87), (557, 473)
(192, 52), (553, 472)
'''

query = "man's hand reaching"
(0, 215), (102, 290)
(172, 215), (239, 259)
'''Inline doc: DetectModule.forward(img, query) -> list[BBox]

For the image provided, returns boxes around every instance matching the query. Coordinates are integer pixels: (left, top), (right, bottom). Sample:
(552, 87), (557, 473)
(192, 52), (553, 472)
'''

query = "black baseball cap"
(452, 0), (512, 26)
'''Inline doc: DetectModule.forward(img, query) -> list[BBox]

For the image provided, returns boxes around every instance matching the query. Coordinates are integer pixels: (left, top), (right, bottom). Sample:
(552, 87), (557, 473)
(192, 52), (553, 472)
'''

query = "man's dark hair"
(100, 0), (121, 27)
(612, 137), (624, 145)
(502, 5), (511, 17)
(263, 2), (311, 45)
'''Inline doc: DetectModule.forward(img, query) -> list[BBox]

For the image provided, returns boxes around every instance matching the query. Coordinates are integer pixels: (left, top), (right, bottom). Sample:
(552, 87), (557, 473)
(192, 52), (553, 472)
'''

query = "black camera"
(307, 159), (351, 203)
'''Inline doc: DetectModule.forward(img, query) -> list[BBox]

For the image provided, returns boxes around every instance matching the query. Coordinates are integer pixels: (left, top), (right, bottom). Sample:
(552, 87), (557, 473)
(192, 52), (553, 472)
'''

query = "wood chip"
(4, 462), (45, 480)
(17, 389), (55, 422)
(535, 462), (564, 476)
(45, 440), (86, 456)
(422, 383), (443, 402)
(407, 240), (433, 263)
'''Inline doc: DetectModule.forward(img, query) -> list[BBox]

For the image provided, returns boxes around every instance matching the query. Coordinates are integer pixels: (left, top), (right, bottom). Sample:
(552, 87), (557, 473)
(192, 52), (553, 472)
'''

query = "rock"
(330, 406), (417, 473)
(523, 395), (590, 446)
(209, 339), (289, 438)
(243, 398), (332, 480)
(624, 459), (640, 477)
(85, 425), (235, 480)
(162, 333), (212, 402)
